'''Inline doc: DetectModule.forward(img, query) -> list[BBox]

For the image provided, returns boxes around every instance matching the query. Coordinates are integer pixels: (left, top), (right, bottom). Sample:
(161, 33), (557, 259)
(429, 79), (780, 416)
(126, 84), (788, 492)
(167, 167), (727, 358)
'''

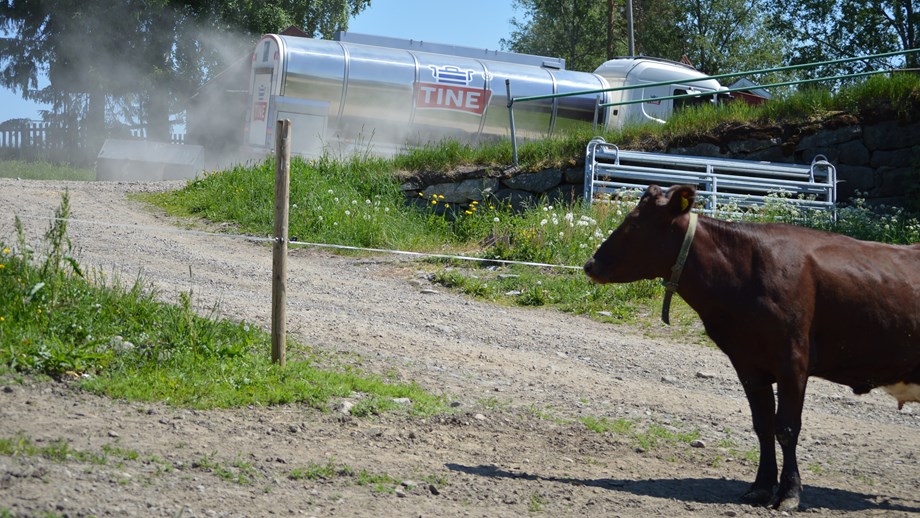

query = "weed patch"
(0, 194), (447, 414)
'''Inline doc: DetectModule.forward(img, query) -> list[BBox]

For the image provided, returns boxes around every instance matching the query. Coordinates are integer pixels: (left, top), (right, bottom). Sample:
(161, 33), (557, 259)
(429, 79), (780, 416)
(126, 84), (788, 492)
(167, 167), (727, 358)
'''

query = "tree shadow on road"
(445, 463), (920, 513)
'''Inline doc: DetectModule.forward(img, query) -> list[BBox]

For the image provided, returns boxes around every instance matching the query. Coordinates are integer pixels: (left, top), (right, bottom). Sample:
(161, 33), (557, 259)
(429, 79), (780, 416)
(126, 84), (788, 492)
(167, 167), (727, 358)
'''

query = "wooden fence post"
(272, 119), (292, 366)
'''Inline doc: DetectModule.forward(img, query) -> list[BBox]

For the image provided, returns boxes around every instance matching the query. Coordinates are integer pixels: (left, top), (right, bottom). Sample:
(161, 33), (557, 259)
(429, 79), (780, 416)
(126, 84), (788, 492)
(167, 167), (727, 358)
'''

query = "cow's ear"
(666, 185), (696, 214)
(642, 185), (663, 201)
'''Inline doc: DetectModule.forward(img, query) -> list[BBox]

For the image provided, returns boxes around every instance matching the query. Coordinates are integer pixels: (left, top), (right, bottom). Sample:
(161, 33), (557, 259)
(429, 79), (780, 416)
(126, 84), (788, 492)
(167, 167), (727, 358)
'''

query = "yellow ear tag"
(680, 195), (689, 211)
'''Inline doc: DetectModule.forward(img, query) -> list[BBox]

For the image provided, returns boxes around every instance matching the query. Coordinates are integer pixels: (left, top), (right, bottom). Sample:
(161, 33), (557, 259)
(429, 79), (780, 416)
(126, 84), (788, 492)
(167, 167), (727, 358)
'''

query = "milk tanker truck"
(244, 31), (725, 158)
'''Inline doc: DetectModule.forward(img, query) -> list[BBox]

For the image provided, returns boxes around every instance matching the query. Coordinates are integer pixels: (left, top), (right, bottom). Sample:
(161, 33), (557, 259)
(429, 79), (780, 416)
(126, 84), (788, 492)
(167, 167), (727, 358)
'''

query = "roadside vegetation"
(143, 75), (920, 329)
(0, 159), (95, 181)
(2, 75), (919, 411)
(0, 192), (446, 414)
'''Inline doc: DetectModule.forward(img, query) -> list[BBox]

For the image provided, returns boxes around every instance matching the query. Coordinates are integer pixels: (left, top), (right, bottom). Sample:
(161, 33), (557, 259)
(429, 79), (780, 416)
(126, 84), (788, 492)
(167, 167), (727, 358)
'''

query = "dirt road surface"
(1, 178), (918, 517)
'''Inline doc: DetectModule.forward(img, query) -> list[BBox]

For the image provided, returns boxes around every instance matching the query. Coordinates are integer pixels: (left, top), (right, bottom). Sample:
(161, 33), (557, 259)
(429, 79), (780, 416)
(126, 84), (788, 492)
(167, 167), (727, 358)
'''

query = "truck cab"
(593, 57), (724, 128)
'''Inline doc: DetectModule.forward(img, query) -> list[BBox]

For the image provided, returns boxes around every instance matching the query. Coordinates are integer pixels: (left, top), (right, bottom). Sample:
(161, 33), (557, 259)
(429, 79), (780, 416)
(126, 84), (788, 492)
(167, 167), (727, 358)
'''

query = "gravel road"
(1, 178), (918, 517)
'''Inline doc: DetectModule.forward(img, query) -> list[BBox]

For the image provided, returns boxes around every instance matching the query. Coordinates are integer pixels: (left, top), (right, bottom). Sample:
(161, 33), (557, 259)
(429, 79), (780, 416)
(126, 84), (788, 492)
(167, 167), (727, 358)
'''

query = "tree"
(502, 0), (627, 72)
(502, 0), (787, 77)
(768, 0), (919, 77)
(678, 0), (787, 76)
(0, 0), (371, 157)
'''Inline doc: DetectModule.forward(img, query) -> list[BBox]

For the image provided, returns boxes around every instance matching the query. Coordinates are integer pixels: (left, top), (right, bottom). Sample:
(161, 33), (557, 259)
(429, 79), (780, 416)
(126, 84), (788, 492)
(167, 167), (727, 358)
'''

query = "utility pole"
(626, 0), (635, 56)
(607, 0), (615, 59)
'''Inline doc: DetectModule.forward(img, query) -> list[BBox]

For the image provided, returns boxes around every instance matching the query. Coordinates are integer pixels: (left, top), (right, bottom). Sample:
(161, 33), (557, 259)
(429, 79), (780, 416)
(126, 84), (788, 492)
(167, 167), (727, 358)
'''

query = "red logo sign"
(414, 82), (492, 115)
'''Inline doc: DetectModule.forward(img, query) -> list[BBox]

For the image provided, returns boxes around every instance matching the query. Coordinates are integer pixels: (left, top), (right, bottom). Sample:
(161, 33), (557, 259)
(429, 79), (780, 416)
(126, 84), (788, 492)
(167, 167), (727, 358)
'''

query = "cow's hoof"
(741, 487), (773, 505)
(769, 493), (801, 512)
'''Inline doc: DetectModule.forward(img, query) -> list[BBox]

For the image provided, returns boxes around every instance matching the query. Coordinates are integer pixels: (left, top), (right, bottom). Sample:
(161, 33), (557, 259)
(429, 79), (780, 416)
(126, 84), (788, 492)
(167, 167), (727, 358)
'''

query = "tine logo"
(416, 64), (491, 115)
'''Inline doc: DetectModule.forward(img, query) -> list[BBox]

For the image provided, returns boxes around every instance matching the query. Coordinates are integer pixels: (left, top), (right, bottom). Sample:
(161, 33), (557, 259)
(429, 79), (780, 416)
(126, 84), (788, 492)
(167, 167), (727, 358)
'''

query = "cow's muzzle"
(583, 258), (602, 283)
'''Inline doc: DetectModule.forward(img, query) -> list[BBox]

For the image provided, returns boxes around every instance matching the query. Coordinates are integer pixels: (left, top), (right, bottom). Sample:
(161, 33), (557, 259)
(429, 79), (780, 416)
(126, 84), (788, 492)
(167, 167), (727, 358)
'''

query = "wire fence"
(10, 211), (585, 272)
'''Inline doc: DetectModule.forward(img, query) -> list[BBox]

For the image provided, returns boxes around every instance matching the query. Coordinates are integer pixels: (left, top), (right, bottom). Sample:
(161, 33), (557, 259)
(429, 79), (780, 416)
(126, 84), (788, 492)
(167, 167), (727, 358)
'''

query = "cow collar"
(661, 211), (698, 325)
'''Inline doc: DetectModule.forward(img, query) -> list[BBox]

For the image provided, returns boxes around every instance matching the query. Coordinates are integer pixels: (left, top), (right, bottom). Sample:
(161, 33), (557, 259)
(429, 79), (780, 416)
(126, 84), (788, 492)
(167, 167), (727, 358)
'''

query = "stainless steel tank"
(246, 33), (612, 157)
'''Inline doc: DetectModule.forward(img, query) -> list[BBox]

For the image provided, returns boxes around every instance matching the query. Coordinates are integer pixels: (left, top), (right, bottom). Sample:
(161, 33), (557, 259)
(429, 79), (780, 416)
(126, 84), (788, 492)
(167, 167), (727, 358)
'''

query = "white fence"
(0, 119), (185, 150)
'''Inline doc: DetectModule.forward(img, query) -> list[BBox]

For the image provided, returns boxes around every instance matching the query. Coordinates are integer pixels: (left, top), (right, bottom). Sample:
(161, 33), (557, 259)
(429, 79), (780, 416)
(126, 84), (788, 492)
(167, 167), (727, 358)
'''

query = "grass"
(288, 458), (408, 494)
(194, 452), (257, 485)
(0, 192), (447, 414)
(0, 159), (95, 181)
(4, 75), (919, 413)
(580, 416), (634, 434)
(579, 415), (703, 453)
(130, 77), (920, 333)
(0, 433), (150, 467)
(390, 73), (920, 172)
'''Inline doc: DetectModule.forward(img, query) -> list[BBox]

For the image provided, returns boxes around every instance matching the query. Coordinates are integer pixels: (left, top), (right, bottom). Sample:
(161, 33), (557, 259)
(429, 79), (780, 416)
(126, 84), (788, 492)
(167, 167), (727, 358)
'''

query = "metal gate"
(584, 137), (836, 214)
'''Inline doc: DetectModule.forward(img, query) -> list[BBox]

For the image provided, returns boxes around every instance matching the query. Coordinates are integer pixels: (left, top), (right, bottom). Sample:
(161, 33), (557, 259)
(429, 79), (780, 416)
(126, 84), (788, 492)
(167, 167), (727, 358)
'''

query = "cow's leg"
(770, 373), (807, 511)
(739, 379), (777, 505)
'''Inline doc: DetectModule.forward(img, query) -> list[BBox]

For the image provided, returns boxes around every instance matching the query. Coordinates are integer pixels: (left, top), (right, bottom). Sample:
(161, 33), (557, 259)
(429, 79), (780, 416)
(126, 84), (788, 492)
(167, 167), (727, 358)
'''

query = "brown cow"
(583, 184), (920, 511)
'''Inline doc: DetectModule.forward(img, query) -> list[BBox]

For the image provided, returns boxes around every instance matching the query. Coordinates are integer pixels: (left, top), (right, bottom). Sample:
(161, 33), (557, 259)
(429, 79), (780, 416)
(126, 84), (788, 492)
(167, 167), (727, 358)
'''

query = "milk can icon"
(428, 65), (476, 86)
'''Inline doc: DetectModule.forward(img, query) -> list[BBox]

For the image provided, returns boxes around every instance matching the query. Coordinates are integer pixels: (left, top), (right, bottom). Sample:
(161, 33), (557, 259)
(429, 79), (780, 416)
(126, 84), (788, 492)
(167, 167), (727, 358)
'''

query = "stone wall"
(399, 112), (920, 212)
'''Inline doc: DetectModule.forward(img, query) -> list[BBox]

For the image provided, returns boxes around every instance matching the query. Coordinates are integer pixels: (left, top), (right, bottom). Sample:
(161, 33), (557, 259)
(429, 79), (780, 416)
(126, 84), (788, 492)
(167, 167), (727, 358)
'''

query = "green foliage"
(580, 416), (634, 434)
(0, 433), (108, 464)
(289, 459), (351, 480)
(0, 161), (95, 181)
(287, 459), (404, 493)
(504, 0), (618, 72)
(0, 194), (446, 414)
(660, 73), (920, 137)
(147, 76), (920, 328)
(504, 0), (786, 75)
(768, 0), (919, 75)
(634, 424), (701, 451)
(194, 452), (257, 485)
(0, 1), (372, 148)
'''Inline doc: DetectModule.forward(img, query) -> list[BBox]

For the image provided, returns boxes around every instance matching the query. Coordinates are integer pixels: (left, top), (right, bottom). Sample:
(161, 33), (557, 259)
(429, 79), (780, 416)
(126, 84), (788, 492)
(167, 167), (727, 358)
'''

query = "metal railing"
(584, 137), (837, 215)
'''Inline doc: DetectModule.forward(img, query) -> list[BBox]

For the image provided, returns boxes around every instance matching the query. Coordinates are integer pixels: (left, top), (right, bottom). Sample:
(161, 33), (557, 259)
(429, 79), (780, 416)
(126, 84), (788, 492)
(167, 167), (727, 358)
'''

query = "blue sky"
(0, 0), (520, 122)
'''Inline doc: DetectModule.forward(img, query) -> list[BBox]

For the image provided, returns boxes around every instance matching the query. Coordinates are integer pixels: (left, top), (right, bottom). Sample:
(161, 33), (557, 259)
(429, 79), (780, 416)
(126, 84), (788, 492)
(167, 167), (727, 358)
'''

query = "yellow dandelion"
(471, 201), (479, 205)
(2, 247), (9, 254)
(431, 200), (438, 205)
(438, 194), (445, 199)
(464, 210), (473, 215)
(418, 192), (424, 197)
(444, 203), (450, 208)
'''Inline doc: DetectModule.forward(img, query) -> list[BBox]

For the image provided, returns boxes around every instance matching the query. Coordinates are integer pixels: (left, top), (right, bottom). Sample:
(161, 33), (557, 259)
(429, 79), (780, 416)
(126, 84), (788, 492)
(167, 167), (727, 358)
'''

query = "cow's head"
(583, 184), (696, 284)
